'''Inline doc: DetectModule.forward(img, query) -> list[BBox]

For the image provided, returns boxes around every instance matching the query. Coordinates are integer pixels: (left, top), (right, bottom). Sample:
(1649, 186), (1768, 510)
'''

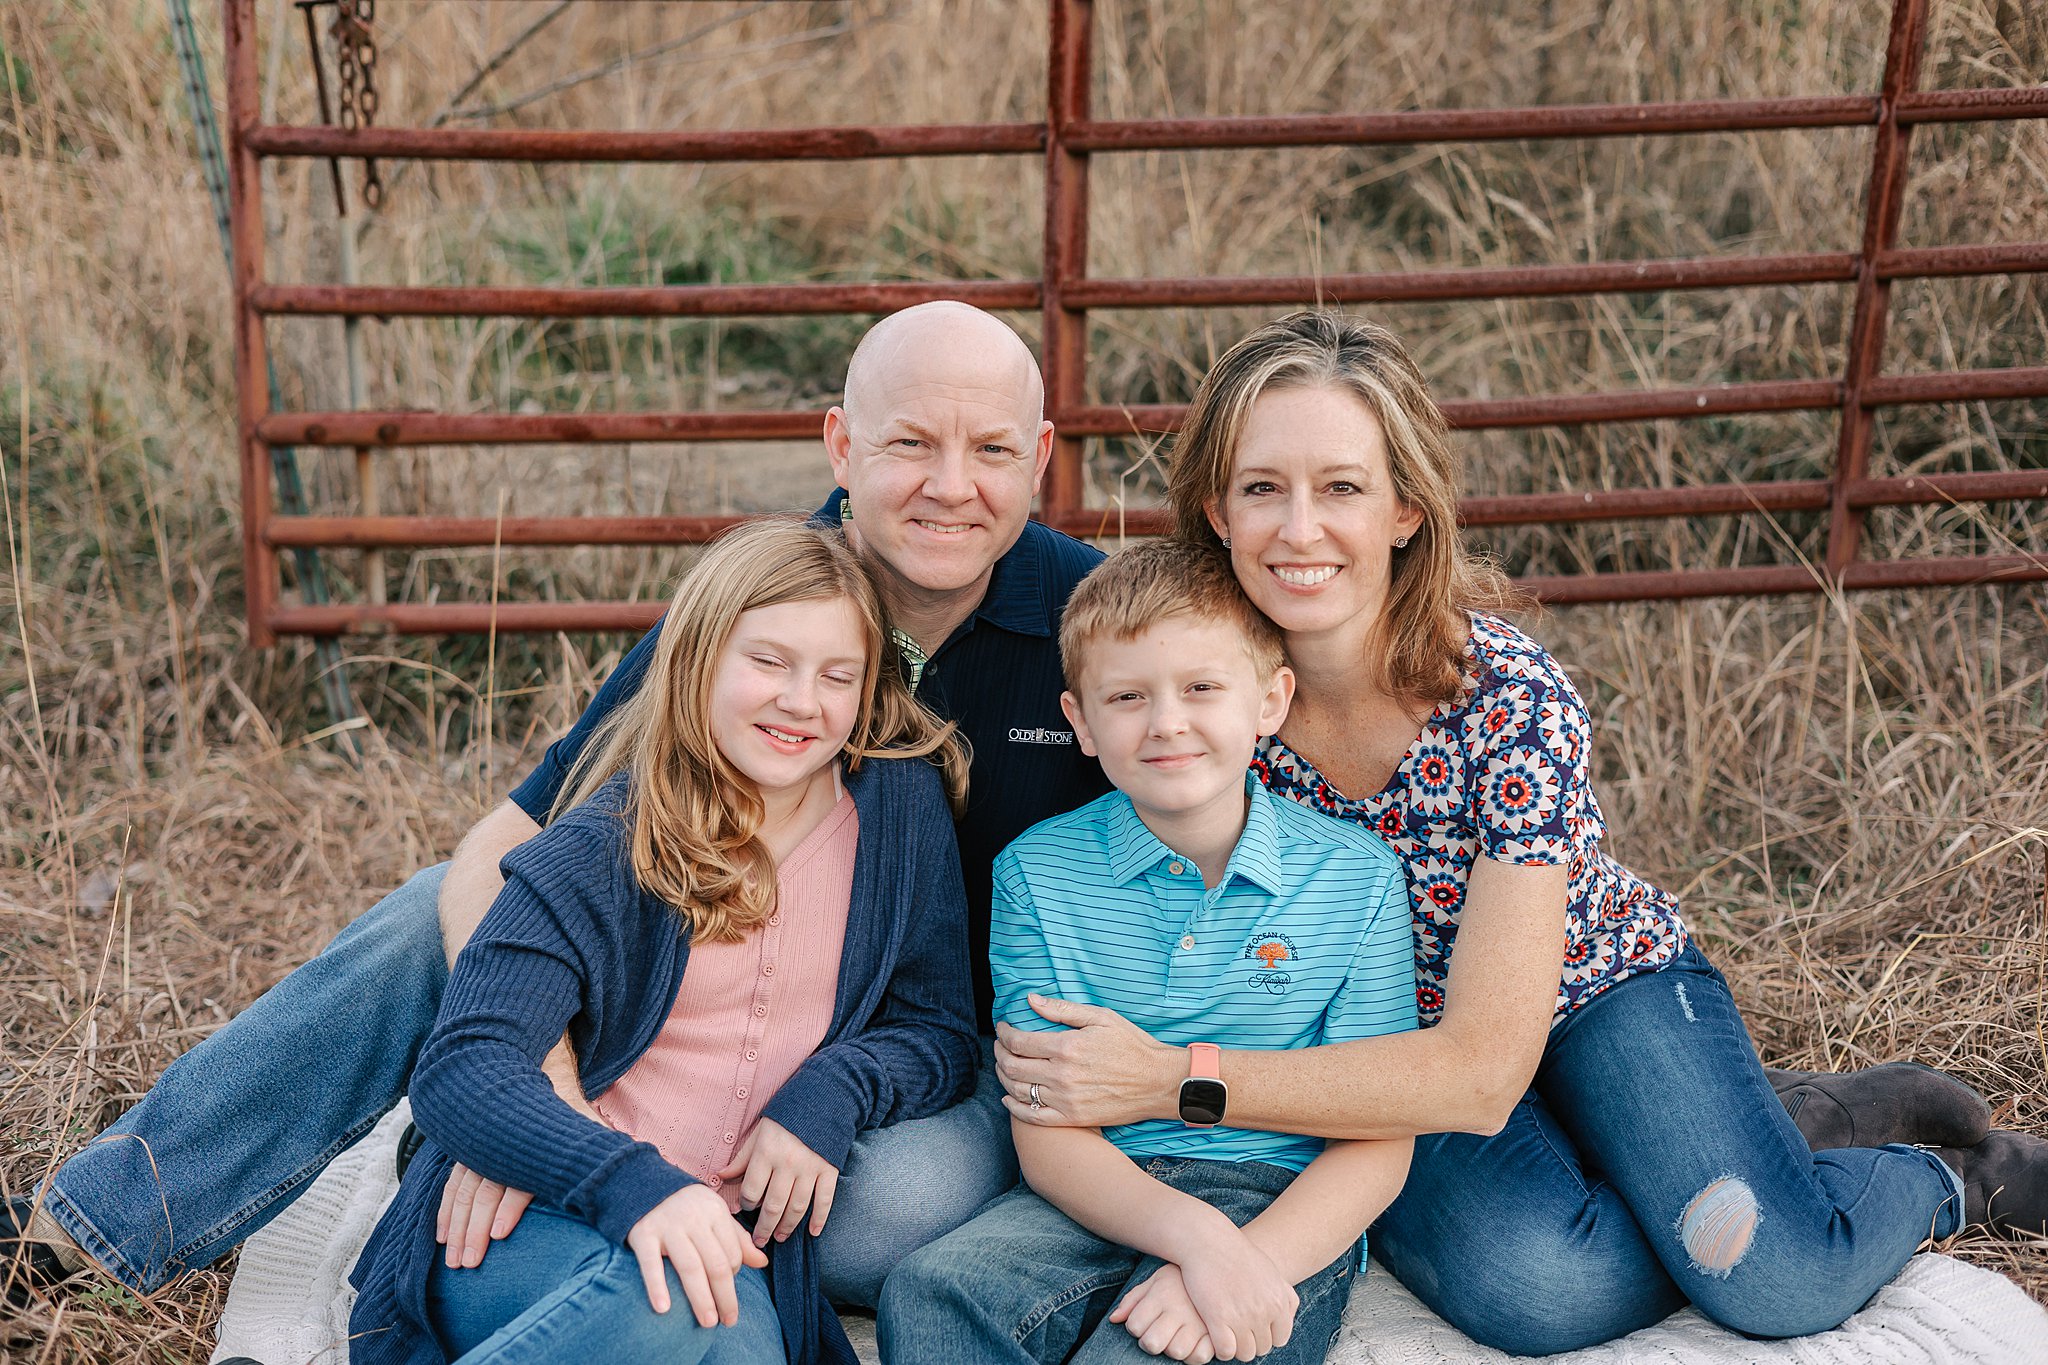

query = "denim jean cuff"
(1902, 1143), (1967, 1239)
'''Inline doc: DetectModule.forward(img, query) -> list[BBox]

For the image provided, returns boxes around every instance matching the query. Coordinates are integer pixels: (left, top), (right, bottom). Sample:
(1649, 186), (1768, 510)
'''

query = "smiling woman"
(984, 311), (2048, 1355)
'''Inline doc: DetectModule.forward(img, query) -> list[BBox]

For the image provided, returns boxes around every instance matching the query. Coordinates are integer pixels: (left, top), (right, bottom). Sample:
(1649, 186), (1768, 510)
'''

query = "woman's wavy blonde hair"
(1166, 311), (1529, 704)
(552, 516), (967, 943)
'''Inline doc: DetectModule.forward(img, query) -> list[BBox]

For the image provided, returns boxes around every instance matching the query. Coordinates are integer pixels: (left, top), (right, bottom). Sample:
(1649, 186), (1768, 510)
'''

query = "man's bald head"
(822, 301), (1058, 621)
(842, 301), (1045, 434)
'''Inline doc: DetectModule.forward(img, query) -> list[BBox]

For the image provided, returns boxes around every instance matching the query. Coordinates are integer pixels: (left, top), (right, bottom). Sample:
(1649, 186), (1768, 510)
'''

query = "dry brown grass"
(3, 1), (2045, 1360)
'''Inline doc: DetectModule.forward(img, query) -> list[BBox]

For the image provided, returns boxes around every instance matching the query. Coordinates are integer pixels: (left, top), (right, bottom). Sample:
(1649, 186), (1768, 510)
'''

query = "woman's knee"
(1377, 1221), (1679, 1355)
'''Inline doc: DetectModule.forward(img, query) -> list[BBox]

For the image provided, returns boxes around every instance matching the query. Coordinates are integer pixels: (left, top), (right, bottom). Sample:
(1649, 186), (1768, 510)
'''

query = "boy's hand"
(625, 1184), (768, 1325)
(1177, 1233), (1298, 1362)
(1110, 1262), (1215, 1362)
(716, 1117), (840, 1247)
(436, 1164), (535, 1268)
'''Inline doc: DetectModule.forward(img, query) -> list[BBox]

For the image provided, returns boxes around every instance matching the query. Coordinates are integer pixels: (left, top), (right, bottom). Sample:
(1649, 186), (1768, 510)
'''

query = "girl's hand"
(716, 1117), (840, 1247)
(625, 1185), (768, 1326)
(1176, 1234), (1298, 1362)
(436, 1164), (534, 1268)
(1110, 1262), (1216, 1362)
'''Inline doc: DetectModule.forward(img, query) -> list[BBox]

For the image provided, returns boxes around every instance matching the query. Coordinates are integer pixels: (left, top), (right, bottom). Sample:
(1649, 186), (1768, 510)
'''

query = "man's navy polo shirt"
(507, 493), (1113, 1030)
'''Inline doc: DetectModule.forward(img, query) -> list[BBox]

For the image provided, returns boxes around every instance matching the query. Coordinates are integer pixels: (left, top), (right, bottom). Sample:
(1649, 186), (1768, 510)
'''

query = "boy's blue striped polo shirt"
(991, 777), (1417, 1172)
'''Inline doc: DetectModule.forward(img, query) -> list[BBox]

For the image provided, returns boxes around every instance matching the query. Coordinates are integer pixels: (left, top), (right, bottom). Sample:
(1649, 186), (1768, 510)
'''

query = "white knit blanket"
(213, 1105), (2048, 1365)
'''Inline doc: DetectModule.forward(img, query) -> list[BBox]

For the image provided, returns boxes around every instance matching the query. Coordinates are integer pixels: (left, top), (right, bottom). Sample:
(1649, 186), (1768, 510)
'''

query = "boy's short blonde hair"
(1059, 538), (1287, 689)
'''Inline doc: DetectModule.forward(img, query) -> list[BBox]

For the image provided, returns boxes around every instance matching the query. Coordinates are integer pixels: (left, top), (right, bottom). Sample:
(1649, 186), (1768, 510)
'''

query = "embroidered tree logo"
(1255, 941), (1291, 970)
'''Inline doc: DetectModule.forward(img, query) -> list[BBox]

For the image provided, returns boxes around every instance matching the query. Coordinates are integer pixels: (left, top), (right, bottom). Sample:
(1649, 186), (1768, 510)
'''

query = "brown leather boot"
(1929, 1131), (2048, 1238)
(1766, 1061), (1992, 1151)
(2, 1196), (82, 1307)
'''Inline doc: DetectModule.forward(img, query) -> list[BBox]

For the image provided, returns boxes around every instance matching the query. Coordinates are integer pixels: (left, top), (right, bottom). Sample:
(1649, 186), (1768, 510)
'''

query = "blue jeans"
(816, 1037), (1018, 1307)
(1369, 942), (1963, 1354)
(877, 1159), (1354, 1365)
(39, 862), (1014, 1300)
(430, 1205), (784, 1364)
(42, 864), (454, 1291)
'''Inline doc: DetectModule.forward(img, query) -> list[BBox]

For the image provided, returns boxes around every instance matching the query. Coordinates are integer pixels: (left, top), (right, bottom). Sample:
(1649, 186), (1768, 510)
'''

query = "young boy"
(878, 539), (1416, 1365)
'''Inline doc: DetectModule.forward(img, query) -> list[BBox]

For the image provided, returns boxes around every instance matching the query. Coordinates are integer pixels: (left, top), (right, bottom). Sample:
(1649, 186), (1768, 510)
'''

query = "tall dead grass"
(3, 2), (2045, 1360)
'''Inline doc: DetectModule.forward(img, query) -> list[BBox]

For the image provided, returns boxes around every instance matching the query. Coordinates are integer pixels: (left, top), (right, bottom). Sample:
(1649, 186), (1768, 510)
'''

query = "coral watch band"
(1179, 1042), (1227, 1126)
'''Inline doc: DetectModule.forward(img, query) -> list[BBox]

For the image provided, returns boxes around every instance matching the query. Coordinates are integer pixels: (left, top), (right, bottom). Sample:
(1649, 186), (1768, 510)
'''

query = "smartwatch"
(1178, 1042), (1227, 1127)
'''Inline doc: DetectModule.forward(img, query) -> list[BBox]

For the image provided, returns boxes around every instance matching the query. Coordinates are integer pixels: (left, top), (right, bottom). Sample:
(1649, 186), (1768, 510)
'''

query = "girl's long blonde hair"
(1166, 311), (1529, 703)
(552, 517), (967, 943)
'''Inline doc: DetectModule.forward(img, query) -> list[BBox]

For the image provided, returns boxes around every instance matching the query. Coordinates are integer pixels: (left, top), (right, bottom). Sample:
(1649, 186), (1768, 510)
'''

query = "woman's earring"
(841, 494), (854, 522)
(1394, 535), (1410, 548)
(1221, 537), (1231, 548)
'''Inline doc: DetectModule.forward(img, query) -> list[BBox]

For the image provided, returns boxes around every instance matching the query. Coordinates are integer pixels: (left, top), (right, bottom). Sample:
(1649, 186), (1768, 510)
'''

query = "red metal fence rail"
(225, 0), (2048, 642)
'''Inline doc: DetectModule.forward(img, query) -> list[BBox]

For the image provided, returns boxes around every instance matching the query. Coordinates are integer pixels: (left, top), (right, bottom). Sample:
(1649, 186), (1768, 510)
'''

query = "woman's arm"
(1000, 857), (1567, 1139)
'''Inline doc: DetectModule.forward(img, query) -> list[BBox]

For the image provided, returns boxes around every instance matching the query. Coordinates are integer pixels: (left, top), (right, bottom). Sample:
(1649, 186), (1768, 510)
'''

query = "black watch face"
(1179, 1078), (1228, 1126)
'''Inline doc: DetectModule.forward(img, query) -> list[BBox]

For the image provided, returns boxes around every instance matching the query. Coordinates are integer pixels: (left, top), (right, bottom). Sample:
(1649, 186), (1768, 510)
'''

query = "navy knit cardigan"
(348, 757), (978, 1365)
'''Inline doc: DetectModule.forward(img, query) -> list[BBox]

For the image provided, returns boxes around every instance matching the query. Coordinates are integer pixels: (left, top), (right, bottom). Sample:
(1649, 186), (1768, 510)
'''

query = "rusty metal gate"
(224, 0), (2048, 643)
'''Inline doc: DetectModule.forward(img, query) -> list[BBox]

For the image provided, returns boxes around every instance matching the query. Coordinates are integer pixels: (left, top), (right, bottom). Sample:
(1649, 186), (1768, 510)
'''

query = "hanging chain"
(331, 0), (384, 208)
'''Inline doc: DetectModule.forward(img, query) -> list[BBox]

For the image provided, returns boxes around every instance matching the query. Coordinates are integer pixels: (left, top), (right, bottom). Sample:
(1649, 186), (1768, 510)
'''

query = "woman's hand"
(1174, 1234), (1298, 1362)
(436, 1164), (534, 1268)
(626, 1185), (768, 1325)
(1110, 1262), (1216, 1362)
(716, 1117), (840, 1247)
(995, 994), (1184, 1128)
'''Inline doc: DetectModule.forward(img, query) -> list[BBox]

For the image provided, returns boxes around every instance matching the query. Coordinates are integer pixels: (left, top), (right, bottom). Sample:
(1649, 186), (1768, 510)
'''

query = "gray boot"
(1929, 1130), (2048, 1238)
(1767, 1061), (1992, 1151)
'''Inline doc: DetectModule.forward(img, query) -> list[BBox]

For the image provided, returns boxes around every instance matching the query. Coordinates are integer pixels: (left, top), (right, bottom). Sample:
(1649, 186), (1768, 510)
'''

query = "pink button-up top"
(594, 788), (856, 1208)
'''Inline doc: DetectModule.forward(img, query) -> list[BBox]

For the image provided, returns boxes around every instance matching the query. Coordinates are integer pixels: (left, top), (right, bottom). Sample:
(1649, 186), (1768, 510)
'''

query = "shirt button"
(745, 1049), (758, 1061)
(724, 1132), (736, 1144)
(736, 1087), (749, 1099)
(1180, 934), (1196, 950)
(762, 964), (775, 976)
(753, 1005), (767, 1017)
(1168, 860), (1185, 876)
(769, 915), (781, 927)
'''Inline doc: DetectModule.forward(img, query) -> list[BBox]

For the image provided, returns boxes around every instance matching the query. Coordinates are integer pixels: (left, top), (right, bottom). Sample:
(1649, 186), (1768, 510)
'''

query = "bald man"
(15, 303), (1111, 1309)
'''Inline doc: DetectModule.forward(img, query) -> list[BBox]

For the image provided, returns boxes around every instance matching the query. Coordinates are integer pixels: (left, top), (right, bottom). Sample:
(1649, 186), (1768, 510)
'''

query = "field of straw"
(4, 1), (2045, 1360)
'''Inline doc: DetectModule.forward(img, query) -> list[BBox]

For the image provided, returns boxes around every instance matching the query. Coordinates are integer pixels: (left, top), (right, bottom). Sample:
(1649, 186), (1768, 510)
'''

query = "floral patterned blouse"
(1252, 614), (1686, 1025)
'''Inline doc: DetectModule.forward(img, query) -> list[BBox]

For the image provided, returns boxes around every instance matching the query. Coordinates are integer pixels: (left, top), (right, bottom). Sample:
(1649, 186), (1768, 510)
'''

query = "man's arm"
(438, 803), (595, 1111)
(437, 800), (542, 966)
(433, 800), (589, 1270)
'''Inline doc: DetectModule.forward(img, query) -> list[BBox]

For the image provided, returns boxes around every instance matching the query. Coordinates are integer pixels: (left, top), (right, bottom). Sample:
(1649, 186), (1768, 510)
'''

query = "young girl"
(346, 517), (977, 1365)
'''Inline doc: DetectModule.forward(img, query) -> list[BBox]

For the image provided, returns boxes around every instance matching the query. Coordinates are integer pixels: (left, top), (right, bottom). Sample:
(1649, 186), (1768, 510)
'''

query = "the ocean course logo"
(1241, 931), (1300, 996)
